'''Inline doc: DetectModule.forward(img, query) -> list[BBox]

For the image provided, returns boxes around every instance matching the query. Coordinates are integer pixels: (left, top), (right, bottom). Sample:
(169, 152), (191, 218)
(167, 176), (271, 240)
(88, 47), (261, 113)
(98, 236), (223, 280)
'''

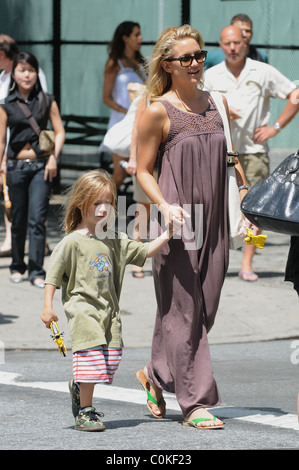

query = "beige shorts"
(238, 153), (269, 189)
(133, 170), (158, 204)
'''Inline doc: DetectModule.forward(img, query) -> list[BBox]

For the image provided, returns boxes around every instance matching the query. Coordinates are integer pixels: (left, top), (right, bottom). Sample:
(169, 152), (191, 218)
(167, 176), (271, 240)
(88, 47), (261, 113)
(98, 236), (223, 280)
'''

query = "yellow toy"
(50, 321), (67, 357)
(244, 228), (267, 249)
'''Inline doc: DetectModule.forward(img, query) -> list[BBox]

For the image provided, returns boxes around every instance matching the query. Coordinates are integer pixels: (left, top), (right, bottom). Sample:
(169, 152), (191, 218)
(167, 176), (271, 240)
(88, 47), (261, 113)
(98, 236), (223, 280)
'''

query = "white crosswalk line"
(1, 371), (298, 431)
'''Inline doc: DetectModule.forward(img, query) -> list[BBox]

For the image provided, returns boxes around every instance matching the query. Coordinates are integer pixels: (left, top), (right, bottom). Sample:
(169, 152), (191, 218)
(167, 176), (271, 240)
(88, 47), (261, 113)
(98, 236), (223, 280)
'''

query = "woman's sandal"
(183, 415), (224, 429)
(136, 369), (166, 419)
(132, 269), (145, 278)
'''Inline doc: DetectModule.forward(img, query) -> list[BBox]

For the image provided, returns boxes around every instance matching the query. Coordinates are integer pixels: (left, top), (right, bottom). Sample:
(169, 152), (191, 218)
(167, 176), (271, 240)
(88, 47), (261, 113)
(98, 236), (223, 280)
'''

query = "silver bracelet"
(238, 184), (248, 191)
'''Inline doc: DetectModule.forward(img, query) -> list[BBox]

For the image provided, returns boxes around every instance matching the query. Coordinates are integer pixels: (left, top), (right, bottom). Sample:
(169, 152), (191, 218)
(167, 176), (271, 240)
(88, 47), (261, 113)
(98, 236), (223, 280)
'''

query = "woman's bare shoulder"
(145, 99), (168, 119)
(105, 58), (120, 75)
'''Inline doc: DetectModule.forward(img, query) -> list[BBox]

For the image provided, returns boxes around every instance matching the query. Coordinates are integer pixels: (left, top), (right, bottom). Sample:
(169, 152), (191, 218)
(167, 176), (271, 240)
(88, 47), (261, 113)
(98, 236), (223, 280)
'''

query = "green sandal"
(136, 369), (166, 419)
(183, 415), (224, 429)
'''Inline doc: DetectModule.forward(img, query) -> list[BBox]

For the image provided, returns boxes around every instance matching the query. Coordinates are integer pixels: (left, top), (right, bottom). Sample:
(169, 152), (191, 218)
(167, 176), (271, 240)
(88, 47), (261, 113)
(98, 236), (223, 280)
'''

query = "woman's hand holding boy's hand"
(159, 202), (190, 233)
(146, 202), (191, 258)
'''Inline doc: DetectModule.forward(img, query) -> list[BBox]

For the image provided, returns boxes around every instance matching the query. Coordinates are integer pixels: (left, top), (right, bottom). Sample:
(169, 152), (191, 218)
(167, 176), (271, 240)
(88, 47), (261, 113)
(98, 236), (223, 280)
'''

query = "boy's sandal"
(183, 416), (224, 429)
(136, 369), (166, 419)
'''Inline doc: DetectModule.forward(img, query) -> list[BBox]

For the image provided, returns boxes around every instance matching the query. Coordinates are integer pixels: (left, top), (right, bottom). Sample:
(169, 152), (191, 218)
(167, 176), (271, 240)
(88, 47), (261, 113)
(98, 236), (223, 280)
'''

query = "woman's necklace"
(19, 90), (30, 103)
(173, 89), (208, 114)
(173, 90), (198, 113)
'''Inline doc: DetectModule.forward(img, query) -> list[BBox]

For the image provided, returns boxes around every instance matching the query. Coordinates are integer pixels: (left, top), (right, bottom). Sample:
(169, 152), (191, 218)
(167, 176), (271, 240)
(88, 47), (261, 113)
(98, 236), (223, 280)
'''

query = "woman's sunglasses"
(165, 50), (207, 67)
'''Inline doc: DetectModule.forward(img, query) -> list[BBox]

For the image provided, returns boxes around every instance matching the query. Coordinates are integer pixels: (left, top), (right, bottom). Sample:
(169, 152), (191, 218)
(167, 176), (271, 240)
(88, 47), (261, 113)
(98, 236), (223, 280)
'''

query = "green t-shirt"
(45, 231), (148, 352)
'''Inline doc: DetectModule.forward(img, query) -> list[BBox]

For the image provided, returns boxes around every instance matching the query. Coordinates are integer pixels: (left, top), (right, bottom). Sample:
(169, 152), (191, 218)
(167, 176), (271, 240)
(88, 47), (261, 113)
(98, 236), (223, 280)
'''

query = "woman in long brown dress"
(136, 25), (248, 429)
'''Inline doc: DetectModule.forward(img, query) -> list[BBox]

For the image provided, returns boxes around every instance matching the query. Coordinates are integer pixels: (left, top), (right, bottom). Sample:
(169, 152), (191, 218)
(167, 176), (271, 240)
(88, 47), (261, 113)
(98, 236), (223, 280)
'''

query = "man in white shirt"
(0, 35), (19, 103)
(0, 34), (47, 103)
(204, 25), (299, 281)
(204, 13), (267, 69)
(0, 34), (48, 255)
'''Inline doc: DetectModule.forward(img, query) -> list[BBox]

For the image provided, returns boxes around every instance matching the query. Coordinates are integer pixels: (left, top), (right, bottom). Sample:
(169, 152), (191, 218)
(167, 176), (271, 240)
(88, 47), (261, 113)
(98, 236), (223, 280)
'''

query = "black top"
(1, 89), (54, 159)
(285, 236), (299, 296)
(248, 44), (267, 63)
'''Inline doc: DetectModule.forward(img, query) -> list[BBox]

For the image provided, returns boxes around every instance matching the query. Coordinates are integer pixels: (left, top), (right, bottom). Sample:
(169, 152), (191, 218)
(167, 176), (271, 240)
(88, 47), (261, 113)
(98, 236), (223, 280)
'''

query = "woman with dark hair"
(101, 21), (146, 189)
(0, 52), (65, 287)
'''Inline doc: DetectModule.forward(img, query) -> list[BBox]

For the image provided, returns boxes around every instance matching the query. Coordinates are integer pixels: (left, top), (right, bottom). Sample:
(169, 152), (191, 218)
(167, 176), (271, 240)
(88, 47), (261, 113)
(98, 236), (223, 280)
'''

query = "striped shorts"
(73, 346), (122, 384)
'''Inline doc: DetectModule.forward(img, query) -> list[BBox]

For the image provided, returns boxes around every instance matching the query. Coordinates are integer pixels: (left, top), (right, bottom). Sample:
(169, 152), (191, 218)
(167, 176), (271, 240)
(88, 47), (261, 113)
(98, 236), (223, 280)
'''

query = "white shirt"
(204, 58), (296, 154)
(0, 71), (11, 103)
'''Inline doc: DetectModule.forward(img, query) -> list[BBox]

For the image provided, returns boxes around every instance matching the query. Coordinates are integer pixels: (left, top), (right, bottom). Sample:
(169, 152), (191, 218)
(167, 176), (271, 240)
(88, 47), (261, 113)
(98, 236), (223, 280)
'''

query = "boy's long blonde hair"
(146, 24), (205, 99)
(63, 169), (116, 234)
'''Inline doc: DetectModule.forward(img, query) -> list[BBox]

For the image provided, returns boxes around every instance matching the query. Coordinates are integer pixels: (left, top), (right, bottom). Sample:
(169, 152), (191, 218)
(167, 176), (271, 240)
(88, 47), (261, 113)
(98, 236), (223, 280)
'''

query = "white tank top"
(108, 60), (146, 129)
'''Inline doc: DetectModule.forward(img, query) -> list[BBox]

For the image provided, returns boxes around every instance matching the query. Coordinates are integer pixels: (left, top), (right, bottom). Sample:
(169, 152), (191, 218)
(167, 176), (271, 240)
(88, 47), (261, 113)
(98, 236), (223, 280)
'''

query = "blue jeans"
(7, 159), (52, 282)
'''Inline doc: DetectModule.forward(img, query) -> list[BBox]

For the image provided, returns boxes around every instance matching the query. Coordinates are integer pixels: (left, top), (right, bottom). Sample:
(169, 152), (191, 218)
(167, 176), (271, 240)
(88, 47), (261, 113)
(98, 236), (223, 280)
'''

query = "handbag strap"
(17, 100), (41, 135)
(210, 91), (232, 152)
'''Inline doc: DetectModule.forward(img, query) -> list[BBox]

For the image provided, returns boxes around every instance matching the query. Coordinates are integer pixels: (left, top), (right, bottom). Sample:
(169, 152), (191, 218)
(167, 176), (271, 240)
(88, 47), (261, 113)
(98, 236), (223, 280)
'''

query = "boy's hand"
(41, 308), (59, 329)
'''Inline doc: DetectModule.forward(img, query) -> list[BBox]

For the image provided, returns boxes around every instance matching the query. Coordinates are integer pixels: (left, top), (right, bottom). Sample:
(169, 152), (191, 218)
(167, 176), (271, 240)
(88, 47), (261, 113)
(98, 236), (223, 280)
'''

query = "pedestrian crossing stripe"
(0, 371), (298, 431)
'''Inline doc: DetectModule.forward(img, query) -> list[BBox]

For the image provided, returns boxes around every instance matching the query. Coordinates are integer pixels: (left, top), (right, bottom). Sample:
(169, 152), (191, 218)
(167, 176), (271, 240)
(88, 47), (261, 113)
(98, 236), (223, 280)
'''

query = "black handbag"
(241, 150), (299, 236)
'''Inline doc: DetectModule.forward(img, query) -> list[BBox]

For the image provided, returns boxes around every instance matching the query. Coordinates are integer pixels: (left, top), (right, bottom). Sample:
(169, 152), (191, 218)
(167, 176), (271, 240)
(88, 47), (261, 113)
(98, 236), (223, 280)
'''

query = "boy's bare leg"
(79, 383), (95, 408)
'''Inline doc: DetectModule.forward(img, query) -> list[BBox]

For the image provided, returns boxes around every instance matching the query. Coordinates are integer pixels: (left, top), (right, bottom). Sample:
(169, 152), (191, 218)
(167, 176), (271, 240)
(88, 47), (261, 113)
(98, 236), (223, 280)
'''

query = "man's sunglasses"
(165, 50), (208, 67)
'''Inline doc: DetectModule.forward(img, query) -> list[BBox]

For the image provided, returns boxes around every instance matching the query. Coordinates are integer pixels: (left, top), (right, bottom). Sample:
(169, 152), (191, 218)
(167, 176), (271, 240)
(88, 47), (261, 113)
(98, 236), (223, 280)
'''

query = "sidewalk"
(0, 198), (298, 351)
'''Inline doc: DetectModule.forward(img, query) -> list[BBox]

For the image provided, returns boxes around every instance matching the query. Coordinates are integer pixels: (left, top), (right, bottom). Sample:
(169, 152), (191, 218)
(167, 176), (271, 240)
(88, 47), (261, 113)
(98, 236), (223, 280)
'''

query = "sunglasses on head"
(165, 50), (207, 67)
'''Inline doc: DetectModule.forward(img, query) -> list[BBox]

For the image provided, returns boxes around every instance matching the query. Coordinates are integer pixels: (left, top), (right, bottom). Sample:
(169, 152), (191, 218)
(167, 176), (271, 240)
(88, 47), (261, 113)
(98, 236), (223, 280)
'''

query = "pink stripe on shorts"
(73, 346), (122, 384)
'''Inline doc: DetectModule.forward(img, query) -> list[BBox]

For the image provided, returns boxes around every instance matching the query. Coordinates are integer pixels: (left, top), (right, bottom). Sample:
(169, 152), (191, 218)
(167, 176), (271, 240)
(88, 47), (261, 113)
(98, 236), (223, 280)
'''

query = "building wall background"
(0, 0), (298, 159)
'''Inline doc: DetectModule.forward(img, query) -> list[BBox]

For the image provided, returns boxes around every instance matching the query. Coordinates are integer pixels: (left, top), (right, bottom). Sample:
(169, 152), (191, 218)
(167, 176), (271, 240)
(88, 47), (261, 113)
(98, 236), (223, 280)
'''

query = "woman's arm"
(0, 107), (7, 170)
(44, 100), (65, 182)
(127, 95), (147, 176)
(102, 59), (127, 114)
(137, 102), (189, 227)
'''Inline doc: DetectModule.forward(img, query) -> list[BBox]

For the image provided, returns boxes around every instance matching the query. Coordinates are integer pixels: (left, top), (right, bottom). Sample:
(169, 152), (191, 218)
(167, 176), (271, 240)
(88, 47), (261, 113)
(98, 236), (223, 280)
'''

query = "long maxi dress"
(146, 95), (229, 418)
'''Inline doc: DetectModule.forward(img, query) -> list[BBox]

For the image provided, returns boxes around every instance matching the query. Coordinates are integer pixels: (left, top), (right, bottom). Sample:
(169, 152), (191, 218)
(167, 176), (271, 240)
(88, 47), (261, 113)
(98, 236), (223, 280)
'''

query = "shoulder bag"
(102, 93), (144, 157)
(241, 150), (299, 235)
(211, 91), (245, 249)
(17, 100), (55, 153)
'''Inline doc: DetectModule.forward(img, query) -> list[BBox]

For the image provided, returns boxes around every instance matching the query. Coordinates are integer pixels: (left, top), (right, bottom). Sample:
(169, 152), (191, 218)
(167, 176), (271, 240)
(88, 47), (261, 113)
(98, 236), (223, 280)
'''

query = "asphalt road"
(1, 198), (299, 455)
(0, 340), (298, 452)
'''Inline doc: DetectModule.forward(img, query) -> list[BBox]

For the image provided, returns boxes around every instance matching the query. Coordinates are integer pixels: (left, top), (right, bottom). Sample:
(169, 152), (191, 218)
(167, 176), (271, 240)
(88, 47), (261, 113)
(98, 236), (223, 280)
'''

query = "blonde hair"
(63, 169), (116, 234)
(146, 24), (205, 99)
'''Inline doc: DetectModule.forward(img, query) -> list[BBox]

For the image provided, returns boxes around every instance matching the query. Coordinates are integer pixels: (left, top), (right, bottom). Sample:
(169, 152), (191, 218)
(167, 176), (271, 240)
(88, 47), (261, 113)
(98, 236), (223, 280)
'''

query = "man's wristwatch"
(273, 122), (281, 132)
